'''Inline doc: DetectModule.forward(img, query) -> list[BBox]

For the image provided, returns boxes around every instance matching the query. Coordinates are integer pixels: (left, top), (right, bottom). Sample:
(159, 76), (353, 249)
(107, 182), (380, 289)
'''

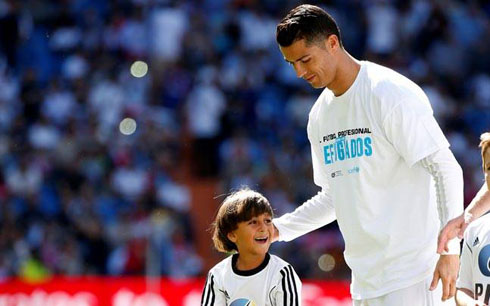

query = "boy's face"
(228, 213), (273, 257)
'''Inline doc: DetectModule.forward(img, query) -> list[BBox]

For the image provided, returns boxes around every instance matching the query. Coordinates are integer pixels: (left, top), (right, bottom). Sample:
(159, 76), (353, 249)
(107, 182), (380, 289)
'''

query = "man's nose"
(293, 63), (306, 78)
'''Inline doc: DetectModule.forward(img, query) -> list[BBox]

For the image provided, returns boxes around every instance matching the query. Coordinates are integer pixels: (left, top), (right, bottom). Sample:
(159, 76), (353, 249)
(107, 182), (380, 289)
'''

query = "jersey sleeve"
(307, 112), (330, 188)
(271, 265), (302, 306)
(419, 148), (464, 254)
(273, 190), (336, 242)
(201, 271), (226, 306)
(382, 97), (449, 167)
(456, 233), (474, 291)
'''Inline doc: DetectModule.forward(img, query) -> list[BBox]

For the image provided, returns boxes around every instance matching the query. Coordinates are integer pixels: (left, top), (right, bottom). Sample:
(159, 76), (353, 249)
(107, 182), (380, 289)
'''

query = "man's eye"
(301, 59), (310, 63)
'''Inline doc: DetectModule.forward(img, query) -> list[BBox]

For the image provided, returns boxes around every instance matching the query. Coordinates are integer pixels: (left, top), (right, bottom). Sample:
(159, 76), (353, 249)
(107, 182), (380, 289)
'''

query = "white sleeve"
(383, 97), (450, 167)
(456, 233), (474, 291)
(201, 272), (226, 306)
(271, 114), (337, 242)
(272, 265), (302, 306)
(419, 147), (464, 254)
(273, 190), (336, 242)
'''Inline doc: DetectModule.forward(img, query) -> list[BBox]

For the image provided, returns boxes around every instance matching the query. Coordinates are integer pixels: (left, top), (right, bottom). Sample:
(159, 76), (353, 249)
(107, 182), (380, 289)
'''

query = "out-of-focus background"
(0, 0), (488, 305)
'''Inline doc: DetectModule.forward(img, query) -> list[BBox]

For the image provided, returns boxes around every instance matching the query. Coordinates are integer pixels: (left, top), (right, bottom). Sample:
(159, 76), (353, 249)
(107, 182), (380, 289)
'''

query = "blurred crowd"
(0, 0), (488, 282)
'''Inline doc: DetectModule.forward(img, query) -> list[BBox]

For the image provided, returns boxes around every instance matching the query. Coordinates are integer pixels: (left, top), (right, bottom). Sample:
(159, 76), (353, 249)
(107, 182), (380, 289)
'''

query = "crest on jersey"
(478, 244), (490, 277)
(230, 298), (257, 306)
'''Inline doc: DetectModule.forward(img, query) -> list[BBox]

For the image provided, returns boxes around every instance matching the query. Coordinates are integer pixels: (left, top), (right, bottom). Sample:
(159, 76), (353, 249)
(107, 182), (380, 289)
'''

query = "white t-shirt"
(202, 253), (302, 306)
(457, 213), (490, 305)
(274, 61), (460, 299)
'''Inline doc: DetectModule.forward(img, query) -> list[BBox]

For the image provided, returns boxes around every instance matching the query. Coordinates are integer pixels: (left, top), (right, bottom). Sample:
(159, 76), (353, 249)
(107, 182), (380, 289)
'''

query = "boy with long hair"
(202, 188), (301, 306)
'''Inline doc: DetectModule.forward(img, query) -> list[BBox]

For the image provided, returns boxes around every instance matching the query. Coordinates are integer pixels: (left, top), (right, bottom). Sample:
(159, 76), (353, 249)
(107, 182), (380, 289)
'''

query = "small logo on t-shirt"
(474, 237), (480, 247)
(331, 170), (343, 178)
(348, 166), (360, 174)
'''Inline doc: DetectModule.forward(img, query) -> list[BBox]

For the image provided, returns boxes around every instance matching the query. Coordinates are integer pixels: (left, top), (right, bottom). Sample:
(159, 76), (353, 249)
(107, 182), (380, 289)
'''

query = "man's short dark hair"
(276, 4), (343, 48)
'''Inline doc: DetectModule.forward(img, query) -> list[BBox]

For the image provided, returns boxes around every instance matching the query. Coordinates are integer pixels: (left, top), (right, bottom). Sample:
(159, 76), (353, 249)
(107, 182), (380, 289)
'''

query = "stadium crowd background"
(0, 0), (488, 283)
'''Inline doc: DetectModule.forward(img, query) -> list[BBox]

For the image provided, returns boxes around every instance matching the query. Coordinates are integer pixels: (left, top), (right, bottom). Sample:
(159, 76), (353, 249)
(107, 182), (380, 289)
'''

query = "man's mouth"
(305, 75), (315, 82)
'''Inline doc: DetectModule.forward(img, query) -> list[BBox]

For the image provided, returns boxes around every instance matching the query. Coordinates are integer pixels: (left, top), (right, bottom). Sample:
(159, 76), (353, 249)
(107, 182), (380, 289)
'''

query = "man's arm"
(438, 183), (490, 253)
(272, 116), (337, 242)
(272, 189), (336, 242)
(419, 147), (464, 301)
(420, 147), (464, 254)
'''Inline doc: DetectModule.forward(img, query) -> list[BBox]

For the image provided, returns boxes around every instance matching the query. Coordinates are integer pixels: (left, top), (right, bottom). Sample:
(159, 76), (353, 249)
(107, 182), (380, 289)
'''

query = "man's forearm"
(420, 147), (464, 254)
(273, 189), (336, 242)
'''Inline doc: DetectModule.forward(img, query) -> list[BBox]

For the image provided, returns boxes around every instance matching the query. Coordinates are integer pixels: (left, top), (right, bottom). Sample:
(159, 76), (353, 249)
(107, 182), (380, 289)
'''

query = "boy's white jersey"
(457, 213), (490, 304)
(201, 253), (302, 306)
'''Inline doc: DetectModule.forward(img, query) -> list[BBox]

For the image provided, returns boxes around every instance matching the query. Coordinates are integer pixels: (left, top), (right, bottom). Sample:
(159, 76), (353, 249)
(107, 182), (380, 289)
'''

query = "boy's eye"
(301, 58), (310, 63)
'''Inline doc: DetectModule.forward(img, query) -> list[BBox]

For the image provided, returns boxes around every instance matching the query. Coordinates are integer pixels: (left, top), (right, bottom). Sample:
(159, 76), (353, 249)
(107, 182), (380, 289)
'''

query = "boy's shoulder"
(268, 253), (292, 269)
(268, 253), (298, 280)
(465, 213), (490, 239)
(208, 254), (234, 277)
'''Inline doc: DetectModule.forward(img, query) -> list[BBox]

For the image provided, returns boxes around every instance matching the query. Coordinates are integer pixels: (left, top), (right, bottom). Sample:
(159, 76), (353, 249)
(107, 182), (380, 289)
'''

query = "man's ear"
(227, 231), (237, 243)
(325, 34), (340, 52)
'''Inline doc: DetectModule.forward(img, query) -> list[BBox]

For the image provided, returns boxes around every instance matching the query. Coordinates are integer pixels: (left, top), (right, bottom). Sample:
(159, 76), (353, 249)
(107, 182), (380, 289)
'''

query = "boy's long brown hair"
(211, 188), (273, 253)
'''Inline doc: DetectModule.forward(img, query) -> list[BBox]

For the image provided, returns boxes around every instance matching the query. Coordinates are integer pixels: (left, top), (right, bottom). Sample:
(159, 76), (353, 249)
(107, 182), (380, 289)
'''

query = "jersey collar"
(232, 253), (271, 276)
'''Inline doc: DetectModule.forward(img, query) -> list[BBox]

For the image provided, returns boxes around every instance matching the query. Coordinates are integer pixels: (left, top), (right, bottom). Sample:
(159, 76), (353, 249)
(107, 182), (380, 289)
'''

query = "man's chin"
(309, 81), (325, 89)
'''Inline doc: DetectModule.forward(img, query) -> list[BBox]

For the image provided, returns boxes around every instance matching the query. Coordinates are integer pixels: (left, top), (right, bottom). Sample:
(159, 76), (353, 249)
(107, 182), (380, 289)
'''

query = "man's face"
(279, 38), (337, 89)
(483, 146), (490, 189)
(228, 213), (273, 256)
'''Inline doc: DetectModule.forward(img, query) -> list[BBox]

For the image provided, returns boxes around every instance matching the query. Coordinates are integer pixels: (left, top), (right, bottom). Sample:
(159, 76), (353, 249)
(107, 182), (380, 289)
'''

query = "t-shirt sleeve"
(202, 271), (226, 306)
(307, 116), (330, 188)
(271, 265), (302, 306)
(382, 98), (449, 167)
(456, 232), (474, 291)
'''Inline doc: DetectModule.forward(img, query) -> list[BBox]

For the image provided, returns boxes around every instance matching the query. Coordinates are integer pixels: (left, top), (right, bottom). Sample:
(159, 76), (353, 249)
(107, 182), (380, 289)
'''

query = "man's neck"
(329, 52), (361, 97)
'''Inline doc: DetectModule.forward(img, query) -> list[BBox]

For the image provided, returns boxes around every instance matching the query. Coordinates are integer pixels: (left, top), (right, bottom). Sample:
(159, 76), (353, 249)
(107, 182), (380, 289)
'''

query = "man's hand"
(430, 255), (460, 301)
(438, 214), (467, 254)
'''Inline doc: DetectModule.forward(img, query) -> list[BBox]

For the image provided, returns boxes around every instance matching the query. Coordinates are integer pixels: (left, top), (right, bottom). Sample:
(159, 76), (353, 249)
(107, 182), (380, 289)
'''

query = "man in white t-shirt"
(271, 4), (463, 305)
